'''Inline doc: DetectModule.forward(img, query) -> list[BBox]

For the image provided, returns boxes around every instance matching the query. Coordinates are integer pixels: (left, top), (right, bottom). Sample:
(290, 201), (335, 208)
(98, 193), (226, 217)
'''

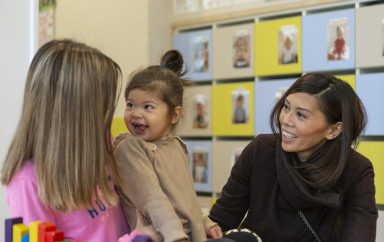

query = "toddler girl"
(114, 50), (222, 242)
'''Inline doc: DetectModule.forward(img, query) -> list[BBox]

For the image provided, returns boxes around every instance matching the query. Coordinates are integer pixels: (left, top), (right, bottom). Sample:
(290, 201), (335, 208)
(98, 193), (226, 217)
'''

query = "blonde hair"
(1, 39), (122, 212)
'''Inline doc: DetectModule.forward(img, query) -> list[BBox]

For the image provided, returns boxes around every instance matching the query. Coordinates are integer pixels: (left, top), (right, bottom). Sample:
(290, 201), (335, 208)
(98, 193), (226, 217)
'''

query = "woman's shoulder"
(249, 134), (277, 150)
(345, 149), (373, 172)
(340, 149), (374, 184)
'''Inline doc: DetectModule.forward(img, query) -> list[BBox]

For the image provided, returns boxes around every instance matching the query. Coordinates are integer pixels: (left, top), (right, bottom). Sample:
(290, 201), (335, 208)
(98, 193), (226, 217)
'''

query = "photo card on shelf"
(173, 29), (212, 82)
(254, 16), (302, 76)
(231, 87), (250, 124)
(356, 3), (384, 68)
(302, 8), (355, 72)
(212, 81), (254, 136)
(184, 140), (212, 192)
(278, 25), (299, 65)
(212, 23), (254, 80)
(179, 85), (212, 137)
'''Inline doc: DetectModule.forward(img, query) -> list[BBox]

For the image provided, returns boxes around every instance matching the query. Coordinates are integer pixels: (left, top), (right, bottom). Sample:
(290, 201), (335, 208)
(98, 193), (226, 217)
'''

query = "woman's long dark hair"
(270, 73), (367, 192)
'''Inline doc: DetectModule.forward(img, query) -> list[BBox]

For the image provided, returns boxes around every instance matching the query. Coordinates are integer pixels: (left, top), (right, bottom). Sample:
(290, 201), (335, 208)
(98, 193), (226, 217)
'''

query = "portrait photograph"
(192, 147), (209, 184)
(192, 94), (210, 130)
(232, 31), (251, 68)
(231, 88), (250, 124)
(278, 25), (298, 65)
(191, 36), (209, 73)
(327, 17), (350, 60)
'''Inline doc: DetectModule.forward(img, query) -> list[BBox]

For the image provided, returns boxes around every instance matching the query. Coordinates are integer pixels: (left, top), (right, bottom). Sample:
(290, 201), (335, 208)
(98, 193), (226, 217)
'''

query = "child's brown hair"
(125, 50), (193, 130)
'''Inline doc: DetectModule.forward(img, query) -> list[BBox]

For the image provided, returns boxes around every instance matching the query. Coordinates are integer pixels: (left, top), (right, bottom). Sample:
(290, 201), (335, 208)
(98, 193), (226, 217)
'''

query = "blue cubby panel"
(173, 29), (212, 82)
(302, 8), (355, 72)
(356, 73), (384, 136)
(184, 140), (212, 192)
(254, 79), (295, 135)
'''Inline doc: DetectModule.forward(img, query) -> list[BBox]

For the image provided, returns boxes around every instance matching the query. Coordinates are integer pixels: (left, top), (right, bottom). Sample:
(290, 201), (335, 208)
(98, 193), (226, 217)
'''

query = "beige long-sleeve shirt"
(114, 133), (216, 242)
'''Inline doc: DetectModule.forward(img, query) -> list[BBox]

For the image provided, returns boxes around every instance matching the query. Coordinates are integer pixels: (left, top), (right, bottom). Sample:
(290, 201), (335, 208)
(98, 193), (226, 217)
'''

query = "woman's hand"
(134, 210), (164, 242)
(207, 225), (223, 239)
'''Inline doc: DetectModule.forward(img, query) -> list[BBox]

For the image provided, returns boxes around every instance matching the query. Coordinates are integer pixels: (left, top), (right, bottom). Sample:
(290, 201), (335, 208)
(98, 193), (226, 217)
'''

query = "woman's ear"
(171, 106), (182, 124)
(326, 122), (343, 140)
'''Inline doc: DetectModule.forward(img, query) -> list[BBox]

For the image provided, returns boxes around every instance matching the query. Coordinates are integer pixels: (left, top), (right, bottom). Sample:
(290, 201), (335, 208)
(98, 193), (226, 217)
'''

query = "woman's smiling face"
(279, 92), (334, 162)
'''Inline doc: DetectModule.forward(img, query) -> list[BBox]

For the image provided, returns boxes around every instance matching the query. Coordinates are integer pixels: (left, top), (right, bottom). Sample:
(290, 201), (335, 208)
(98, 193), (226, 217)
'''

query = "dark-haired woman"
(209, 73), (378, 242)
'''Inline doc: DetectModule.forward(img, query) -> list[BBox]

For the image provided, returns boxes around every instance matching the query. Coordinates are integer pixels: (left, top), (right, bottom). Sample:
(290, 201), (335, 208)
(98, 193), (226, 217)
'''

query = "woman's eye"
(297, 112), (306, 119)
(283, 104), (289, 111)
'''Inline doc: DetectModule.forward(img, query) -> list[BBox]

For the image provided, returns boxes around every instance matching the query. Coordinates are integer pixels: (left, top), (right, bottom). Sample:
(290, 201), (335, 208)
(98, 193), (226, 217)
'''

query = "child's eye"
(145, 105), (154, 110)
(126, 102), (134, 109)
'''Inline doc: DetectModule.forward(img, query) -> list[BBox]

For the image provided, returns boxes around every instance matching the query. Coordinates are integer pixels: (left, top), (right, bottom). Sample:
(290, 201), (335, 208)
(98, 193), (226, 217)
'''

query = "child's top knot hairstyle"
(125, 49), (193, 125)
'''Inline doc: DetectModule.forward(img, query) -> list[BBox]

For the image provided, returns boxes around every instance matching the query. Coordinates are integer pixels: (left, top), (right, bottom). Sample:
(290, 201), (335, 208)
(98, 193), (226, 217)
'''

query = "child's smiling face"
(124, 89), (173, 142)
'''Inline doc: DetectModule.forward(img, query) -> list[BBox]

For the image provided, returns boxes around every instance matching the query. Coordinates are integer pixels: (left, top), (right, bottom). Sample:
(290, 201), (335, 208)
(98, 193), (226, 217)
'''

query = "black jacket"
(209, 134), (378, 242)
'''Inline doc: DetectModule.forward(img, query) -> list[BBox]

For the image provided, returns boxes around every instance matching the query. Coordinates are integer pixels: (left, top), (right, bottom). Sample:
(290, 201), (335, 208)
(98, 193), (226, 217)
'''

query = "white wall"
(54, 0), (170, 118)
(0, 0), (39, 237)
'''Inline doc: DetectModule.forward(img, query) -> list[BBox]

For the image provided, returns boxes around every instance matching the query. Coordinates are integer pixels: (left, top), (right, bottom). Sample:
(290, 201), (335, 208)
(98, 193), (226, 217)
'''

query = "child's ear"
(171, 106), (182, 124)
(326, 122), (342, 140)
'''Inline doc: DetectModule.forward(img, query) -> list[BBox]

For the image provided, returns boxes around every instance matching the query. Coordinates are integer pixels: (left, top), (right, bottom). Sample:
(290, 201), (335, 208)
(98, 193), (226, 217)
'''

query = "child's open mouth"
(133, 123), (148, 132)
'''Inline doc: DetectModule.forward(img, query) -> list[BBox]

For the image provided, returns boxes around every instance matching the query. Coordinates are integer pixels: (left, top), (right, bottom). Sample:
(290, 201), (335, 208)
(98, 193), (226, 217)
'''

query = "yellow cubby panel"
(335, 74), (355, 90)
(254, 16), (302, 76)
(356, 141), (384, 204)
(212, 82), (254, 136)
(111, 117), (128, 138)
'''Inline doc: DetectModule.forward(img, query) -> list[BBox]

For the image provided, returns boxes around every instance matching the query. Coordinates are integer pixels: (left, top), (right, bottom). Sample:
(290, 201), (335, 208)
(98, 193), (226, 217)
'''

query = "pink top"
(6, 160), (145, 242)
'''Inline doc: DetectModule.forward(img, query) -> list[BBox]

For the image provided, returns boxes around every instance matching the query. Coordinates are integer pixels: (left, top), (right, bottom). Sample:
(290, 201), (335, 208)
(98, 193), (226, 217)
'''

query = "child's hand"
(207, 225), (223, 239)
(134, 210), (164, 242)
(180, 218), (190, 235)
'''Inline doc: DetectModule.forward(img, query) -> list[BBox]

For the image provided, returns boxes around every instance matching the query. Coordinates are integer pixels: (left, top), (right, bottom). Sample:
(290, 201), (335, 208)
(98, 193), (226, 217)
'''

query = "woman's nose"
(280, 111), (293, 126)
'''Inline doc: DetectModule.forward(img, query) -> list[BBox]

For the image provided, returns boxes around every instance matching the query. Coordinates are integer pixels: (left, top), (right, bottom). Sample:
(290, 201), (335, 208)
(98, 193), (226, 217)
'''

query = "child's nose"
(131, 109), (143, 118)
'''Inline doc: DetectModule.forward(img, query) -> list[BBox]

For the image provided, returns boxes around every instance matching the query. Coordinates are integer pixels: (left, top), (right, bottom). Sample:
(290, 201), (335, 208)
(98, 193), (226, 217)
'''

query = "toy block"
(46, 230), (64, 242)
(13, 223), (29, 241)
(29, 220), (43, 242)
(132, 235), (153, 242)
(38, 221), (56, 242)
(5, 217), (23, 242)
(21, 232), (30, 242)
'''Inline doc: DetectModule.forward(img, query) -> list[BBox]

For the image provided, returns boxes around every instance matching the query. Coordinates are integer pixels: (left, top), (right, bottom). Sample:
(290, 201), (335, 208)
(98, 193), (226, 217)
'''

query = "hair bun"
(160, 49), (186, 77)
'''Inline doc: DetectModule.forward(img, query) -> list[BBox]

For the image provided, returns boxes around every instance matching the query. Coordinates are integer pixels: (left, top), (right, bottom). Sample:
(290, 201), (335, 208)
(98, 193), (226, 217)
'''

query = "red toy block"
(38, 221), (56, 242)
(46, 230), (64, 242)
